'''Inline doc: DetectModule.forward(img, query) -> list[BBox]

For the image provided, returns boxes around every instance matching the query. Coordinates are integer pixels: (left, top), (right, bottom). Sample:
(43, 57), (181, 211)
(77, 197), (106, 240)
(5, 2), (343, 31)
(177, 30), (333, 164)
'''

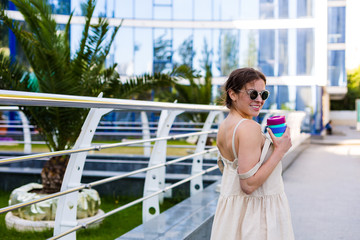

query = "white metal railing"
(0, 107), (219, 155)
(0, 90), (307, 240)
(0, 90), (226, 240)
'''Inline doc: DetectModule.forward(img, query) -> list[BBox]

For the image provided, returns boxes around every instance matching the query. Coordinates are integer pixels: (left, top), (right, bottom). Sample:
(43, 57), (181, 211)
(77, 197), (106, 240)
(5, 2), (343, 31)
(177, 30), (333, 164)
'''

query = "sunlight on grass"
(0, 190), (184, 239)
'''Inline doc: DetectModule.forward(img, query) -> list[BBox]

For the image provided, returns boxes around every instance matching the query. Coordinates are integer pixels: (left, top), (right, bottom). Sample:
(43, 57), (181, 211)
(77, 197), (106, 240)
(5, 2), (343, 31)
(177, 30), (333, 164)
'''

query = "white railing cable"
(47, 164), (219, 240)
(0, 130), (217, 165)
(0, 148), (217, 215)
(89, 148), (217, 187)
(0, 185), (85, 214)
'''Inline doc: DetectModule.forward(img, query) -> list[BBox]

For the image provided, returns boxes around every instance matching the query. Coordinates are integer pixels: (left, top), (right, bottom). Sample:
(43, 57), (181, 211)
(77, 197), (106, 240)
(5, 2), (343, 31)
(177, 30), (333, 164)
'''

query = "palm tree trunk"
(40, 155), (69, 194)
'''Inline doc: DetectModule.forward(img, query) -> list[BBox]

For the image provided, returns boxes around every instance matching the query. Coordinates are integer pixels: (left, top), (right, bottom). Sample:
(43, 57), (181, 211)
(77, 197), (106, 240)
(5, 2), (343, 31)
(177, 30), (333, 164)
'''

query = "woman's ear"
(228, 89), (237, 102)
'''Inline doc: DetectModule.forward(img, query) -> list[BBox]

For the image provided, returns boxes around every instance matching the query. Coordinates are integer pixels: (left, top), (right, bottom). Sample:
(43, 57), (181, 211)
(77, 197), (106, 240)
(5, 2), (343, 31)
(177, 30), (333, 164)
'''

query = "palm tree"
(0, 50), (29, 90)
(0, 0), (176, 193)
(159, 38), (215, 123)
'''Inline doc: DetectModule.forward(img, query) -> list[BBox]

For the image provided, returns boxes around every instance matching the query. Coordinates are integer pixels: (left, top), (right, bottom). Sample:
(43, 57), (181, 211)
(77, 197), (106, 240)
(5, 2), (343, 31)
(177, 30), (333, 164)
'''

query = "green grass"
(0, 139), (204, 156)
(0, 190), (184, 239)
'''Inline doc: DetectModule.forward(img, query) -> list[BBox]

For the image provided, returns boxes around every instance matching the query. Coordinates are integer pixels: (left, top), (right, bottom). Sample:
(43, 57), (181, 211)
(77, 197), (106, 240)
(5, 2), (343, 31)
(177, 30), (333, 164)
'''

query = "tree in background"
(153, 33), (173, 73)
(330, 67), (360, 110)
(244, 30), (257, 68)
(217, 31), (239, 76)
(178, 36), (195, 69)
(158, 37), (214, 124)
(0, 0), (175, 193)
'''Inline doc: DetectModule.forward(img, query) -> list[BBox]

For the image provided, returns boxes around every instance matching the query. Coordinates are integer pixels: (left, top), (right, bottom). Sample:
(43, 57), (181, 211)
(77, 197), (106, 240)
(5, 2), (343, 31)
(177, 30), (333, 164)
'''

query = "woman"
(210, 68), (294, 240)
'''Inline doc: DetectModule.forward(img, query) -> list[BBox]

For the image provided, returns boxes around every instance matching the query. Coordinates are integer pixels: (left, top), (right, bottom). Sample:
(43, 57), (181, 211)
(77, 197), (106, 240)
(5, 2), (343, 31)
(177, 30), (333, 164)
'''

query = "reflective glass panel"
(259, 29), (275, 76)
(173, 0), (192, 20)
(328, 50), (346, 86)
(328, 7), (346, 43)
(297, 28), (314, 75)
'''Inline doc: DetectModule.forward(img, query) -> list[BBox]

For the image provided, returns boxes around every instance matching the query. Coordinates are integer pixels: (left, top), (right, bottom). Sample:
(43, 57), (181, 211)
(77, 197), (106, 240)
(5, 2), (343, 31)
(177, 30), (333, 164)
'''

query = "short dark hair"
(223, 68), (266, 109)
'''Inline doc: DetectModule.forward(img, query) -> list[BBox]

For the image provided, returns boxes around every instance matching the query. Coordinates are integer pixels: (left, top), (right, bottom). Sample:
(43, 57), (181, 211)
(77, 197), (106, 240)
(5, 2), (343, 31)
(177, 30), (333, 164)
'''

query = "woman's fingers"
(267, 128), (276, 141)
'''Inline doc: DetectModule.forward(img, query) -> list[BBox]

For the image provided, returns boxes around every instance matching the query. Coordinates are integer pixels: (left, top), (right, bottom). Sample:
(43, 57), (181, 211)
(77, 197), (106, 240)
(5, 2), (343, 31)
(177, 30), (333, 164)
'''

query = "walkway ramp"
(284, 125), (360, 240)
(117, 182), (219, 240)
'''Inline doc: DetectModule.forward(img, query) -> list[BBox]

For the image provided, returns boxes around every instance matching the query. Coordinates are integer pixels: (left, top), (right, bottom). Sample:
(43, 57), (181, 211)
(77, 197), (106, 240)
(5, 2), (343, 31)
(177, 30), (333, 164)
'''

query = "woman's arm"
(236, 121), (292, 194)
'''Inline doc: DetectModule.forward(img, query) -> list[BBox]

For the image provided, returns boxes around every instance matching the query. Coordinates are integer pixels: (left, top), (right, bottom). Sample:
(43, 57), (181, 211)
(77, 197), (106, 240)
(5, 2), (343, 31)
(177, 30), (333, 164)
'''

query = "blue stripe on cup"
(268, 125), (287, 134)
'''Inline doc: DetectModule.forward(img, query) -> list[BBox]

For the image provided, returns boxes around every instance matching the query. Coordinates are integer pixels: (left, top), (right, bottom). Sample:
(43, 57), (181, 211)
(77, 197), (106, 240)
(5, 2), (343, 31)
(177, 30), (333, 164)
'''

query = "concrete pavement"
(283, 125), (360, 240)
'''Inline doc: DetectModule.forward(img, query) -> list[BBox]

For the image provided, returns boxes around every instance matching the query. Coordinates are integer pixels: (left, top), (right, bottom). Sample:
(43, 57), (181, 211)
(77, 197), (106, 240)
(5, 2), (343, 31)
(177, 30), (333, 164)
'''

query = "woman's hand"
(267, 127), (292, 156)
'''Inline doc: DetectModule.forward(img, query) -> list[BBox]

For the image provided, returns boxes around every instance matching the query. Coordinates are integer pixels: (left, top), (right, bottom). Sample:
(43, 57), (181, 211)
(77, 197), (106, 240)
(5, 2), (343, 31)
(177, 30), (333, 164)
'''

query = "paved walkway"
(283, 125), (360, 240)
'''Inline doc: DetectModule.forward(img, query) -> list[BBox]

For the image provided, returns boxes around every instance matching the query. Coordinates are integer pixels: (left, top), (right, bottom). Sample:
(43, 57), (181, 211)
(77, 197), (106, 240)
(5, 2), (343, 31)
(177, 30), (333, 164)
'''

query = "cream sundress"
(210, 119), (294, 240)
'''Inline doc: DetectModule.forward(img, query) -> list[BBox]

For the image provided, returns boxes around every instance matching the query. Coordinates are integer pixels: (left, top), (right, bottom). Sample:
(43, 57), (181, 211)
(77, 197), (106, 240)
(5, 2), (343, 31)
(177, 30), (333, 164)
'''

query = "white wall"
(330, 110), (356, 126)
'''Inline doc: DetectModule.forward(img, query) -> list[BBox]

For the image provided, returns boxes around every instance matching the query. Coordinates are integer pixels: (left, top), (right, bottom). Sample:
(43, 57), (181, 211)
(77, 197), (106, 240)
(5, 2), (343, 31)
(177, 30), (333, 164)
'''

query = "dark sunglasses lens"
(249, 90), (258, 100)
(261, 91), (269, 100)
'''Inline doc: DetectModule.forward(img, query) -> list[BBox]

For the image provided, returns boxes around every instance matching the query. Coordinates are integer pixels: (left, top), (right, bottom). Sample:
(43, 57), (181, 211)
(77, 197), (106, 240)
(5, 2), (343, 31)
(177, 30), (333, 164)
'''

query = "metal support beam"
(141, 111), (151, 157)
(190, 111), (223, 196)
(17, 111), (32, 153)
(54, 94), (112, 240)
(142, 109), (183, 222)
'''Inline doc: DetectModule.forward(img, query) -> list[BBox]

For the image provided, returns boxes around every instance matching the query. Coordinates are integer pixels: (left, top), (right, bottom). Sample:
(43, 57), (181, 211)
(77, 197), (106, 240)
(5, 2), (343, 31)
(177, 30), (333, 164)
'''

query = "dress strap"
(231, 119), (247, 159)
(238, 138), (271, 179)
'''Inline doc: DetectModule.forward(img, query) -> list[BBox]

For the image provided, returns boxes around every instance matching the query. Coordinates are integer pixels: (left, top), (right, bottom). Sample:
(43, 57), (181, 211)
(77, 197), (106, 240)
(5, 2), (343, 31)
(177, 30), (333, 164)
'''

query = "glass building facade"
(2, 0), (347, 134)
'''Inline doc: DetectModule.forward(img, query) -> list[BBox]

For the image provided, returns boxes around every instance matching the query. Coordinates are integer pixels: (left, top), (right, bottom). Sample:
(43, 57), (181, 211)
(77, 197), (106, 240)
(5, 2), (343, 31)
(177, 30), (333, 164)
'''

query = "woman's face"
(230, 79), (267, 119)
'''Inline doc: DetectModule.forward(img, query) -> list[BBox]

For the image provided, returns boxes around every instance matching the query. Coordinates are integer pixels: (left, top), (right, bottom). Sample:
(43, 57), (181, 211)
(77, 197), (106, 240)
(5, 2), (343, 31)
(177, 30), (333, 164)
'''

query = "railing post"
(18, 111), (31, 153)
(141, 111), (151, 157)
(54, 95), (112, 240)
(190, 111), (223, 196)
(142, 109), (183, 222)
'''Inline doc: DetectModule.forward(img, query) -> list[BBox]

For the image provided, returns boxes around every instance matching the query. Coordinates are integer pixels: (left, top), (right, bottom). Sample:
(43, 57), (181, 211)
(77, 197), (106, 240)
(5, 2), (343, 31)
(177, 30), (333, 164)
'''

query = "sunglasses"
(241, 89), (270, 101)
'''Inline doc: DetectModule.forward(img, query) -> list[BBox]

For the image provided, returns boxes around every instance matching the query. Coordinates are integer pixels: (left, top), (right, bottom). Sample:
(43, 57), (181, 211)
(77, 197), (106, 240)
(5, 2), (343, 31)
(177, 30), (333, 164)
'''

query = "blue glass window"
(277, 85), (290, 109)
(114, 27), (134, 75)
(328, 7), (346, 43)
(297, 0), (313, 18)
(135, 0), (152, 19)
(258, 30), (275, 76)
(115, 0), (134, 18)
(173, 29), (193, 66)
(216, 0), (240, 20)
(278, 29), (288, 76)
(295, 86), (312, 111)
(194, 0), (212, 20)
(217, 30), (239, 76)
(153, 0), (172, 20)
(173, 0), (193, 20)
(134, 28), (153, 75)
(193, 30), (213, 73)
(328, 50), (346, 87)
(49, 0), (70, 14)
(297, 29), (314, 75)
(260, 0), (274, 19)
(153, 28), (173, 73)
(278, 0), (288, 18)
(262, 85), (276, 109)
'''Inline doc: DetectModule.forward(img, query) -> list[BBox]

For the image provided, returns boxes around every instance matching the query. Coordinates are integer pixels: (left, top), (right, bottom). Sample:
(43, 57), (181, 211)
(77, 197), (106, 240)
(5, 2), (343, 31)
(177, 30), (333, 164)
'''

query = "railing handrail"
(0, 90), (228, 112)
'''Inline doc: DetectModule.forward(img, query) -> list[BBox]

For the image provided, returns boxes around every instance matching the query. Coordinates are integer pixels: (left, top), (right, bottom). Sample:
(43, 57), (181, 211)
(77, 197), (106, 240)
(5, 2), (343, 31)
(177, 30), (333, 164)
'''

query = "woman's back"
(211, 119), (294, 240)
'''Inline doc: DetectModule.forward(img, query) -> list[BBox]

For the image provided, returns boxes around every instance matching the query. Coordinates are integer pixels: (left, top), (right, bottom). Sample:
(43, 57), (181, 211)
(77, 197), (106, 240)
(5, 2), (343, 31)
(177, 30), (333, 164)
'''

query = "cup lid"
(267, 115), (286, 125)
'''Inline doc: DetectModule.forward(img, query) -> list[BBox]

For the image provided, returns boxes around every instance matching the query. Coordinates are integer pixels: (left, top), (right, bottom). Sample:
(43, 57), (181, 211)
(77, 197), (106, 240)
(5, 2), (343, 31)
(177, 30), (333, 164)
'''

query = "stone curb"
(5, 209), (105, 232)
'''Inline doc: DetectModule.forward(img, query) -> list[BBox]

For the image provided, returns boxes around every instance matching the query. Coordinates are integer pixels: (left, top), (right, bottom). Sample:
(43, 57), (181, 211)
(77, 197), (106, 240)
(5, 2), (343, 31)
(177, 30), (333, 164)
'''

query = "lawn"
(0, 139), (200, 156)
(0, 190), (184, 239)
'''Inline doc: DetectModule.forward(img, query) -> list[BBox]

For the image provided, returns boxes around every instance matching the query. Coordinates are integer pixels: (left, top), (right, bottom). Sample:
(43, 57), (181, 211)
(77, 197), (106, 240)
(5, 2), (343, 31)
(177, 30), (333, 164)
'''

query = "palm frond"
(0, 50), (29, 90)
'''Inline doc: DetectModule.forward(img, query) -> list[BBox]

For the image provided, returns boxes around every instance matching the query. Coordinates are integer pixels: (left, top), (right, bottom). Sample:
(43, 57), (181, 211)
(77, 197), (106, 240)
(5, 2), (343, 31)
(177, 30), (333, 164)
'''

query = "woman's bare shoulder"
(237, 120), (261, 133)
